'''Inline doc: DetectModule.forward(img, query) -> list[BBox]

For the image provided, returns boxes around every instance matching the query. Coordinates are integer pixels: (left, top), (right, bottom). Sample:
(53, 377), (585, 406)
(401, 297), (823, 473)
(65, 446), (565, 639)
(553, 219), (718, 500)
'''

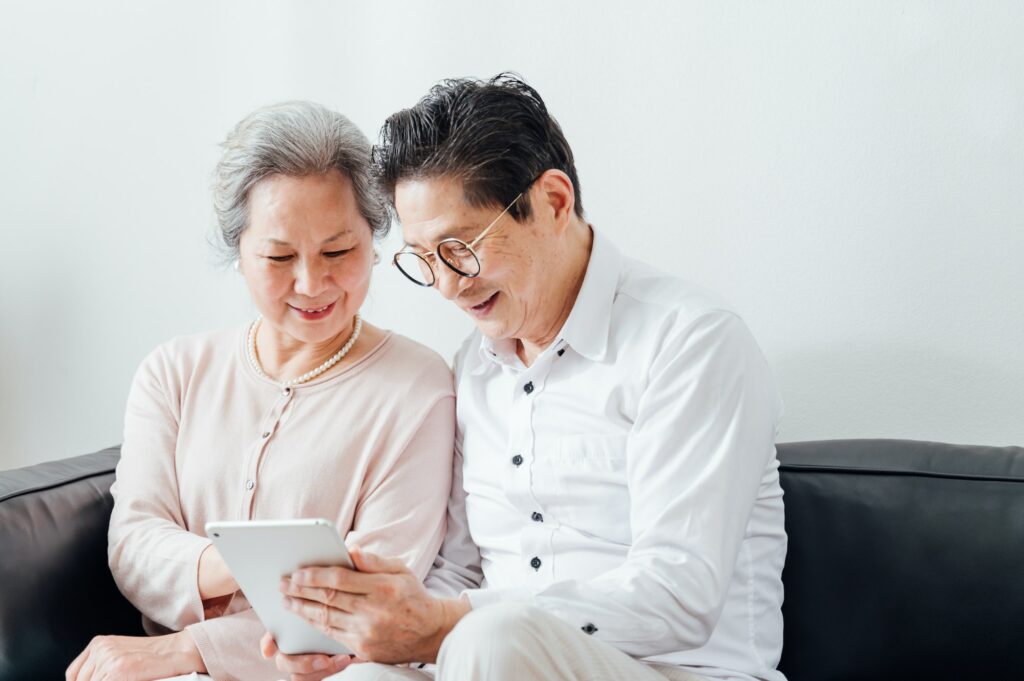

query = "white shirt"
(425, 230), (787, 681)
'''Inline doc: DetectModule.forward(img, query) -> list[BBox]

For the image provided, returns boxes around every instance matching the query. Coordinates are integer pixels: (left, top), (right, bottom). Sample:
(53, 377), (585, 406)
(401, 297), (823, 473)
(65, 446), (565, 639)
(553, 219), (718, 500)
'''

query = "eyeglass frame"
(391, 192), (524, 288)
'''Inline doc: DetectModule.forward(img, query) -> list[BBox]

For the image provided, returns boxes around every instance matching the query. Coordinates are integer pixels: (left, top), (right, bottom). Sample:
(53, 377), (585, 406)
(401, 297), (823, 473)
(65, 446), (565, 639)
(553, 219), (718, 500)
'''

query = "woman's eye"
(266, 255), (293, 263)
(324, 249), (353, 258)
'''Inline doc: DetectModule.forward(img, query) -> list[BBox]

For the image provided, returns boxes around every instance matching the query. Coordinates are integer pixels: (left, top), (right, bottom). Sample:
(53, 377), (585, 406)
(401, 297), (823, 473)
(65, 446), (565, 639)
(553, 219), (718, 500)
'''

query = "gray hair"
(213, 101), (388, 260)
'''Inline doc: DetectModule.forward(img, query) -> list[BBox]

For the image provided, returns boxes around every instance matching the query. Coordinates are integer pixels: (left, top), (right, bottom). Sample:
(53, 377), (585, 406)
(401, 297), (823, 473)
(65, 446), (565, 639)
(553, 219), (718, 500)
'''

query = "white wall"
(1, 1), (1022, 470)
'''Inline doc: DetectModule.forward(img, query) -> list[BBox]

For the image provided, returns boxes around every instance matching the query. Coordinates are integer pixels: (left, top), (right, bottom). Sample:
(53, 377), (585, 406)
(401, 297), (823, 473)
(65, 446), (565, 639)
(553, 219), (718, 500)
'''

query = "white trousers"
(331, 603), (706, 681)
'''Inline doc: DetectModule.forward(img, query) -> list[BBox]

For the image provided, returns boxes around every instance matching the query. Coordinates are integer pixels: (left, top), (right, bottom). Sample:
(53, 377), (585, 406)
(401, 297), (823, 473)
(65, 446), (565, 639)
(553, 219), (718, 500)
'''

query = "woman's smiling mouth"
(289, 301), (336, 320)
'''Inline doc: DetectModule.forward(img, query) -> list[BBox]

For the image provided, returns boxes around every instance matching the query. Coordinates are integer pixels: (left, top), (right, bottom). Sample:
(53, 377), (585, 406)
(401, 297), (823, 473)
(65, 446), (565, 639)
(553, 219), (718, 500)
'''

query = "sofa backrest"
(776, 439), (1024, 681)
(0, 447), (143, 681)
(2, 440), (1022, 680)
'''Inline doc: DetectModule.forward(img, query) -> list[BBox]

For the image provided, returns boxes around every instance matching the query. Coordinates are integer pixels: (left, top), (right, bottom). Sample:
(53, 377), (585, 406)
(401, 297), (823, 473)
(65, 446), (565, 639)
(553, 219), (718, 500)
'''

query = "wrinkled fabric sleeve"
(108, 345), (212, 631)
(345, 396), (457, 579)
(463, 311), (781, 656)
(423, 437), (484, 597)
(186, 609), (281, 681)
(187, 397), (456, 679)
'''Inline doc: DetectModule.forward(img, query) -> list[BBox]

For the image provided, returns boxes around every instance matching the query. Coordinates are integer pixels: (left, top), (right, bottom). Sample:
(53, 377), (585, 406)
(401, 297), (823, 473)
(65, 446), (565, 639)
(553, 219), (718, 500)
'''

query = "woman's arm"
(343, 395), (456, 578)
(108, 346), (236, 631)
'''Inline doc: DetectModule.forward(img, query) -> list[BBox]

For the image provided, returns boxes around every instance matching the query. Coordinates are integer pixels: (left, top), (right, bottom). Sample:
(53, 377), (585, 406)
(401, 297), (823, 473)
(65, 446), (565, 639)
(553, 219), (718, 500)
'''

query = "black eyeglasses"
(392, 193), (523, 287)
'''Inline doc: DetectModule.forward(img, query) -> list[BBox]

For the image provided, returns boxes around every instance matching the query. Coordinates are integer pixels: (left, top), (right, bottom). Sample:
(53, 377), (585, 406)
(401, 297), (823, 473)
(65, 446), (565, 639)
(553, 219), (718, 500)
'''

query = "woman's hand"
(279, 548), (471, 664)
(198, 543), (240, 600)
(65, 630), (205, 681)
(260, 633), (360, 681)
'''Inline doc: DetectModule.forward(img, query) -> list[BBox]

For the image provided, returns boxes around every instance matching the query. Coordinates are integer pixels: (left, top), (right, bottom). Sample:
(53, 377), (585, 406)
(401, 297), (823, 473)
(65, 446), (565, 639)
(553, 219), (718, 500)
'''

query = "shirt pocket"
(537, 434), (632, 543)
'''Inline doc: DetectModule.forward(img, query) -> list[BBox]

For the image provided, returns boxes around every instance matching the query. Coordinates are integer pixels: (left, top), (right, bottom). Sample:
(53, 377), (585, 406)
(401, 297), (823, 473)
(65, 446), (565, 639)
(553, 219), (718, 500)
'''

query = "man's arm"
(463, 310), (782, 656)
(423, 441), (485, 597)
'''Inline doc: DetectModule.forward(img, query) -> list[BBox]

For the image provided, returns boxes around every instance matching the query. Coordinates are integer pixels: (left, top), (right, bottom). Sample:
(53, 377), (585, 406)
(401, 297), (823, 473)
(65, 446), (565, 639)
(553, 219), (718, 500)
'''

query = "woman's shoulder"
(136, 325), (244, 379)
(372, 331), (454, 397)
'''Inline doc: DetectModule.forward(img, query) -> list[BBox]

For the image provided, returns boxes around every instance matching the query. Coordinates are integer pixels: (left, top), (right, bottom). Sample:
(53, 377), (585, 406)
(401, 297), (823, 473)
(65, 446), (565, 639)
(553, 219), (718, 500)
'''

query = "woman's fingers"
(75, 650), (98, 681)
(65, 644), (89, 680)
(273, 650), (336, 674)
(286, 654), (355, 681)
(260, 632), (279, 659)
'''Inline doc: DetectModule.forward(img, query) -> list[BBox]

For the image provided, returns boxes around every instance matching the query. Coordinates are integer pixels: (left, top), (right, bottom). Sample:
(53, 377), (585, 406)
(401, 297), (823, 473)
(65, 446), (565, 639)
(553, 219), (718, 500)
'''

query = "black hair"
(373, 73), (583, 222)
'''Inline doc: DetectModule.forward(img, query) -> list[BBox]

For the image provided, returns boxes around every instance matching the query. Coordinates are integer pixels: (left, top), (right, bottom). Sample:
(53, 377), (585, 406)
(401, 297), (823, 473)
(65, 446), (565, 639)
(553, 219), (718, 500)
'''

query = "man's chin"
(470, 316), (510, 342)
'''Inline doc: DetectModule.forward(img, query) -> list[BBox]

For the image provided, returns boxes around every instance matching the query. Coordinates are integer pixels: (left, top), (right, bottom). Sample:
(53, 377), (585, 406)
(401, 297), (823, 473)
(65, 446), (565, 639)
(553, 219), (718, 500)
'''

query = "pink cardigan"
(108, 326), (455, 681)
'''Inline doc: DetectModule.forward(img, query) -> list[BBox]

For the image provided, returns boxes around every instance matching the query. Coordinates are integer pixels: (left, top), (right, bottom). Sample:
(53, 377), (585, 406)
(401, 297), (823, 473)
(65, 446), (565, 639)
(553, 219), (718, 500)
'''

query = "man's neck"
(515, 221), (594, 367)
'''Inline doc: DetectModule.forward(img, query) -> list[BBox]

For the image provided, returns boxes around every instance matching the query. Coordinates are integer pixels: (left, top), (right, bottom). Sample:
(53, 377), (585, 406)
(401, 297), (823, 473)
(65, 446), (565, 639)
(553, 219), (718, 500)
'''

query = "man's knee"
(440, 602), (546, 662)
(332, 661), (423, 680)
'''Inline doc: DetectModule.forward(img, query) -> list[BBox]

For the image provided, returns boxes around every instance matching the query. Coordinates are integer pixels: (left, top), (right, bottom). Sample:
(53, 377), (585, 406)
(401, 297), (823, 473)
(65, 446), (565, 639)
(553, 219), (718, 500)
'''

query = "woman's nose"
(293, 259), (328, 297)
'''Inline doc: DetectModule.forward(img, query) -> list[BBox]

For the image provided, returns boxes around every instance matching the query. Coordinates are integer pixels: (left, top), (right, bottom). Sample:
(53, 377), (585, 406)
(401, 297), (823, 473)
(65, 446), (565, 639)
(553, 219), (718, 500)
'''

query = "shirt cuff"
(187, 536), (215, 622)
(184, 622), (224, 680)
(461, 585), (535, 610)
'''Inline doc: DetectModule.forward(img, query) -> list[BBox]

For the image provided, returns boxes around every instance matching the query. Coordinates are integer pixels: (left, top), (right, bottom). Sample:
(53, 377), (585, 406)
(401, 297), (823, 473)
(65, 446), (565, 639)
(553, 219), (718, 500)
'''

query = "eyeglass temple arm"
(467, 192), (523, 250)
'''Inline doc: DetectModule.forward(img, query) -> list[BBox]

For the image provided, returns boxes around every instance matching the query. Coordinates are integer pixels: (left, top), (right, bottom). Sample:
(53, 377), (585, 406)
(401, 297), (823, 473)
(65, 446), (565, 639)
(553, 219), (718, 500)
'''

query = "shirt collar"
(557, 228), (620, 362)
(474, 227), (621, 371)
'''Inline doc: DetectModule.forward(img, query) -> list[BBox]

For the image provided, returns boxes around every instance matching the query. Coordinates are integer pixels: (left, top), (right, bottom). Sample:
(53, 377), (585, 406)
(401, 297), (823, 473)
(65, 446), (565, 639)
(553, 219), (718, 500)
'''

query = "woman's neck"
(254, 317), (357, 383)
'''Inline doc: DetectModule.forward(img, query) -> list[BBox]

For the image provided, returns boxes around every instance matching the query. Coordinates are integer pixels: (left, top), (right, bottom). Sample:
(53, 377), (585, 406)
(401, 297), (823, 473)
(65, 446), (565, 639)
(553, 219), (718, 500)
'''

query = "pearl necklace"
(246, 313), (363, 388)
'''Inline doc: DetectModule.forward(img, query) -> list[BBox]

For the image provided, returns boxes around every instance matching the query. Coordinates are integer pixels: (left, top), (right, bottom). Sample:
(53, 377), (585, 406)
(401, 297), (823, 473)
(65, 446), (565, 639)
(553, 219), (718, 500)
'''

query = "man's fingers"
(288, 566), (375, 593)
(284, 595), (352, 631)
(280, 581), (359, 613)
(349, 547), (408, 575)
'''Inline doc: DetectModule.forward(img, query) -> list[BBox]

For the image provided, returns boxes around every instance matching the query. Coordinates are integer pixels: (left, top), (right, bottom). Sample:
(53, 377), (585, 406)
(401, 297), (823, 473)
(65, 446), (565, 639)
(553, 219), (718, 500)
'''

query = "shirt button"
(530, 557), (542, 570)
(245, 480), (254, 490)
(531, 512), (544, 522)
(282, 387), (291, 395)
(582, 623), (598, 635)
(261, 431), (270, 439)
(557, 348), (565, 357)
(511, 454), (524, 467)
(523, 381), (534, 394)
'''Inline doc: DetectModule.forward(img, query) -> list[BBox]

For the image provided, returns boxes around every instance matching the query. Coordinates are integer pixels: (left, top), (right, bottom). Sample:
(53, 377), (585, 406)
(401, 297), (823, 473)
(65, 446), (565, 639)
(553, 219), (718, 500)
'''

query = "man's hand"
(280, 547), (472, 664)
(65, 630), (205, 681)
(259, 633), (359, 681)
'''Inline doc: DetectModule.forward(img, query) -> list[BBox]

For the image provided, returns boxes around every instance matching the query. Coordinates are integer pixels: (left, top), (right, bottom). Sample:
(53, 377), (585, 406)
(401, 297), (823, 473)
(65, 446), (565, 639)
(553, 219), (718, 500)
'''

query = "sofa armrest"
(0, 447), (144, 681)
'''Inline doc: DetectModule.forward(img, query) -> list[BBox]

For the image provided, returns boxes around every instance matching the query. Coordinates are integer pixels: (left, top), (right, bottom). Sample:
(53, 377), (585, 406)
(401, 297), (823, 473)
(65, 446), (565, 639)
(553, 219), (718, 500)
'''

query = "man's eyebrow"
(404, 224), (477, 250)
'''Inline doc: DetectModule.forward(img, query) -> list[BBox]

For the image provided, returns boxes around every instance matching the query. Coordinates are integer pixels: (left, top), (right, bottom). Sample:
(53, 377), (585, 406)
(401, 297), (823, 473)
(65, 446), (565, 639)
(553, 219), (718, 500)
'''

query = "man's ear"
(532, 169), (576, 232)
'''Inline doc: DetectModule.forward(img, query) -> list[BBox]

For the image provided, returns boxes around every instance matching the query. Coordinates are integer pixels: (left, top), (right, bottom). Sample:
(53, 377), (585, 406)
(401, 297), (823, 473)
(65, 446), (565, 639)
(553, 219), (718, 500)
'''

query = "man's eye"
(325, 249), (353, 258)
(266, 255), (293, 262)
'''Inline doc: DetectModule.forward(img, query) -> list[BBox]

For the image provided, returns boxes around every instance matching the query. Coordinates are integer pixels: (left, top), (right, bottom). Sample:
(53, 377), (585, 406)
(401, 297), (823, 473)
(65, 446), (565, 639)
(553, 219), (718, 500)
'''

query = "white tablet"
(205, 518), (354, 656)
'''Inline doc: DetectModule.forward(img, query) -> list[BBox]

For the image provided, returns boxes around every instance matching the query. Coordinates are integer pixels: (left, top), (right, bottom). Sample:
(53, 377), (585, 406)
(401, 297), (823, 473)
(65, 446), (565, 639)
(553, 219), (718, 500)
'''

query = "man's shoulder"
(615, 255), (737, 329)
(451, 329), (484, 382)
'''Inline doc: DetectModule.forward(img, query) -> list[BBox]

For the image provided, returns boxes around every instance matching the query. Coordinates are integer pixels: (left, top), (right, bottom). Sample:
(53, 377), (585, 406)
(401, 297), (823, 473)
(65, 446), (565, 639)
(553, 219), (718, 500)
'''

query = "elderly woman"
(65, 102), (455, 681)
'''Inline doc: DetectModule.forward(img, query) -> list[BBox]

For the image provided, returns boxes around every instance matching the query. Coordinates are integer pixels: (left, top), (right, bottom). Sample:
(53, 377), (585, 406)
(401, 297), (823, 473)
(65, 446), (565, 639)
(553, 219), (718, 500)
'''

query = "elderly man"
(267, 74), (787, 681)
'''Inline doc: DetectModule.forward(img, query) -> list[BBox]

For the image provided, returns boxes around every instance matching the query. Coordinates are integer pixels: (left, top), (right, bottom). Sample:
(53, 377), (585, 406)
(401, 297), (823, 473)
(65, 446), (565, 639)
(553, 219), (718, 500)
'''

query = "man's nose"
(434, 263), (465, 301)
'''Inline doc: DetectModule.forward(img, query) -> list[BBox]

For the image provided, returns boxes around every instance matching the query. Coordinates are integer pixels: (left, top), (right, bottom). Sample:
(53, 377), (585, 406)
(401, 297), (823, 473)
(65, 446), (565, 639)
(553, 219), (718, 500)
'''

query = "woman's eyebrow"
(264, 230), (352, 247)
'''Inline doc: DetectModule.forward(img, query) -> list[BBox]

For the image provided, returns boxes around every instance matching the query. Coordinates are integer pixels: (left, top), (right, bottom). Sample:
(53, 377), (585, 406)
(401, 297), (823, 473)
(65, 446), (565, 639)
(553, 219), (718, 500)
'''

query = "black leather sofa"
(1, 440), (1022, 681)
